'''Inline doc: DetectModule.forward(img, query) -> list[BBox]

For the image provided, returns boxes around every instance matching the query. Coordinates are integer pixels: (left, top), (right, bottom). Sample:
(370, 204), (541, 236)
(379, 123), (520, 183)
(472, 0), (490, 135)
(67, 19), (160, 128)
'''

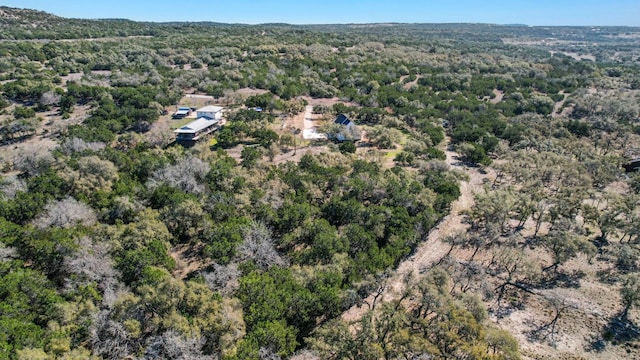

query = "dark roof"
(623, 158), (640, 172)
(334, 114), (352, 126)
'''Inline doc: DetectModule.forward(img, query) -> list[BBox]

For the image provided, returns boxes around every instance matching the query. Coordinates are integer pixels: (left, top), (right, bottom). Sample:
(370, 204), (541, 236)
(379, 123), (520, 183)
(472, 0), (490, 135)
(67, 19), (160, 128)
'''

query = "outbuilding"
(172, 106), (192, 119)
(196, 105), (224, 120)
(332, 114), (360, 141)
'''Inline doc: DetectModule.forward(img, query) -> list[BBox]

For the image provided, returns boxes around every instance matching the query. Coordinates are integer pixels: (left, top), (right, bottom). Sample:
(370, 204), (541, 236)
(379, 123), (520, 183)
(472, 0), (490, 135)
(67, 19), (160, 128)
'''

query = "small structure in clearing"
(331, 114), (361, 142)
(172, 106), (193, 119)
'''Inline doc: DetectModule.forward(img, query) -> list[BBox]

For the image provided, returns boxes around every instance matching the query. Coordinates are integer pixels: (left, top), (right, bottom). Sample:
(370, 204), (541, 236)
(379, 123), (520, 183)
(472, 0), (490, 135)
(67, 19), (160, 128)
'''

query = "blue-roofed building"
(334, 114), (352, 126)
(332, 114), (360, 141)
(172, 106), (192, 119)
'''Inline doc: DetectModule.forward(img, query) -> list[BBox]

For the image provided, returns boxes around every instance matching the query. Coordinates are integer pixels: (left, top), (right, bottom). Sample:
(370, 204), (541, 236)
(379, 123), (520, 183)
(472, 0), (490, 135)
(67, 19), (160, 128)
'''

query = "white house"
(174, 106), (225, 146)
(332, 114), (360, 141)
(196, 105), (224, 120)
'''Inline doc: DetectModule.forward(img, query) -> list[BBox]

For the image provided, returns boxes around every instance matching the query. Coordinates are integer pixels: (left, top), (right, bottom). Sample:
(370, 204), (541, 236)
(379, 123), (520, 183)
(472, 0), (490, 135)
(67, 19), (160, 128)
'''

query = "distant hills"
(0, 6), (161, 40)
(0, 6), (639, 42)
(0, 6), (61, 26)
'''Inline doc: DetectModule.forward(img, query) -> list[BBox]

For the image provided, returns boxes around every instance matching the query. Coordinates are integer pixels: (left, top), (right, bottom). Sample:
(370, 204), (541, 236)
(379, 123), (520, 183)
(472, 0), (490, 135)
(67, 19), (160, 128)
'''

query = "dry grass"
(0, 104), (90, 173)
(339, 136), (640, 359)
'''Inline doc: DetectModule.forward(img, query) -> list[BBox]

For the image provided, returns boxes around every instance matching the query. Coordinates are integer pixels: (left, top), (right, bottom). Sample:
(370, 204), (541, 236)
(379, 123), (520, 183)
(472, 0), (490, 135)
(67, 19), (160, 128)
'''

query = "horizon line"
(3, 5), (640, 28)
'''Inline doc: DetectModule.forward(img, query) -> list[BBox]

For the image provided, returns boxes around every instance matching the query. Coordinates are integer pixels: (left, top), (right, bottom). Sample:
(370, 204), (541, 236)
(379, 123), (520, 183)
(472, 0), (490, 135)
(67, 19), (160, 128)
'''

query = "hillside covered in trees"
(0, 6), (640, 360)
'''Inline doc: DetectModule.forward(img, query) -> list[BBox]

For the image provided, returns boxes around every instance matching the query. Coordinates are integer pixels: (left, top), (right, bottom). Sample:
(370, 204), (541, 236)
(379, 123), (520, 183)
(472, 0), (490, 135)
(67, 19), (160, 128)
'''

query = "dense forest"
(0, 6), (640, 359)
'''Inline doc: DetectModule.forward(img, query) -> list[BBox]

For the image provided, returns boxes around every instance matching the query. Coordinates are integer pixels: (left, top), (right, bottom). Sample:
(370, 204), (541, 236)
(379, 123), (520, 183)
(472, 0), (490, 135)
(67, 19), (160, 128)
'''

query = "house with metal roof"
(196, 106), (224, 120)
(174, 113), (223, 146)
(334, 114), (353, 127)
(332, 114), (360, 141)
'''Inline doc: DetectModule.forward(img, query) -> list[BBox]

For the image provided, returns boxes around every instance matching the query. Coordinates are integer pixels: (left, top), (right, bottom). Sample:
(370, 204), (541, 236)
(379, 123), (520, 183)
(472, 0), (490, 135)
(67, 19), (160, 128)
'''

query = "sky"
(3, 0), (639, 26)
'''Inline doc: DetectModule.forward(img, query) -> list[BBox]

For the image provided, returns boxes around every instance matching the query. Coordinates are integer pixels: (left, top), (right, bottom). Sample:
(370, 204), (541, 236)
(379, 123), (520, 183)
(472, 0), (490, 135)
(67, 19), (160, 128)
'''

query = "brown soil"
(299, 96), (358, 108)
(60, 70), (112, 84)
(490, 89), (505, 104)
(0, 104), (90, 171)
(171, 243), (209, 280)
(342, 139), (494, 321)
(339, 136), (638, 359)
(402, 75), (423, 90)
(552, 91), (571, 118)
(224, 143), (329, 166)
(237, 88), (269, 97)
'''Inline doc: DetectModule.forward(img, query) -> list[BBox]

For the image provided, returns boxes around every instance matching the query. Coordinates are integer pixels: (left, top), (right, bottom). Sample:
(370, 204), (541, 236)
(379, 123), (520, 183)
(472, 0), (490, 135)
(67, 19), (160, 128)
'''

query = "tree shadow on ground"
(538, 270), (585, 289)
(521, 235), (542, 249)
(596, 268), (622, 285)
(588, 313), (640, 352)
(525, 317), (558, 345)
(490, 294), (527, 320)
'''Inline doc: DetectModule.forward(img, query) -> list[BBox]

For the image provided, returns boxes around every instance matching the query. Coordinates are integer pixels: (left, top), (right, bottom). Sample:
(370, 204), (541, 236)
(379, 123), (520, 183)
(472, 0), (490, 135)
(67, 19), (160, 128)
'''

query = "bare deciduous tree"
(0, 244), (17, 262)
(91, 310), (137, 360)
(259, 346), (282, 360)
(58, 137), (106, 155)
(528, 293), (575, 346)
(202, 262), (241, 296)
(289, 350), (320, 360)
(33, 197), (97, 229)
(64, 237), (121, 305)
(238, 221), (286, 270)
(14, 145), (55, 177)
(142, 330), (210, 360)
(0, 175), (26, 199)
(40, 90), (61, 106)
(148, 157), (211, 195)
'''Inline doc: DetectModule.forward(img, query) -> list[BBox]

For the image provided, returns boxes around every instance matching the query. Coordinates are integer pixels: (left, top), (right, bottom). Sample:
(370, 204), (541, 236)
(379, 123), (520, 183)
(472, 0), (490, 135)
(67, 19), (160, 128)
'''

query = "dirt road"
(342, 139), (493, 321)
(302, 105), (327, 140)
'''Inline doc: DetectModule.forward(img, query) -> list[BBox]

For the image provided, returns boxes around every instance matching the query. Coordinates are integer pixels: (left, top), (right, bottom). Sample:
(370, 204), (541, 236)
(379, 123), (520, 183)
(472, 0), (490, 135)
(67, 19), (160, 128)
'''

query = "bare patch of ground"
(237, 88), (269, 97)
(490, 89), (504, 104)
(402, 75), (422, 90)
(494, 253), (636, 360)
(502, 38), (589, 47)
(0, 104), (90, 172)
(299, 96), (358, 108)
(181, 64), (209, 71)
(549, 50), (596, 62)
(60, 70), (112, 84)
(224, 143), (328, 166)
(552, 91), (573, 118)
(184, 93), (217, 104)
(339, 135), (638, 359)
(171, 243), (209, 280)
(481, 89), (504, 104)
